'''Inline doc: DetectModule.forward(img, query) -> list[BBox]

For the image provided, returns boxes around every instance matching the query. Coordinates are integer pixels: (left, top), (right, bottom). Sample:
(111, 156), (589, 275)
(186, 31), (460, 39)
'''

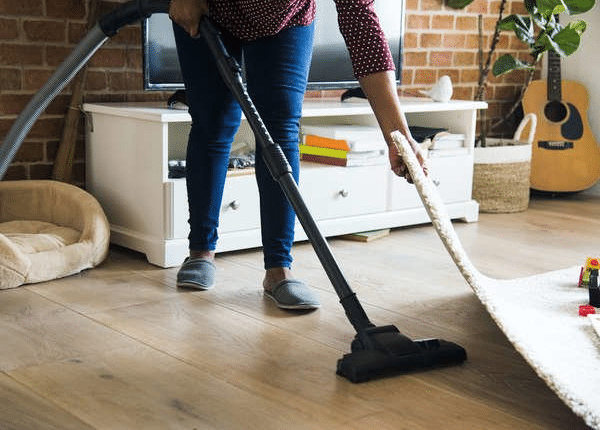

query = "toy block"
(579, 305), (596, 316)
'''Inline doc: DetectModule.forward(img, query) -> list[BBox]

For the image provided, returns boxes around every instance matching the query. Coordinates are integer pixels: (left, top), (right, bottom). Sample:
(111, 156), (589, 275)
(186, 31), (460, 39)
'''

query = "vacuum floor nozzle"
(337, 325), (467, 383)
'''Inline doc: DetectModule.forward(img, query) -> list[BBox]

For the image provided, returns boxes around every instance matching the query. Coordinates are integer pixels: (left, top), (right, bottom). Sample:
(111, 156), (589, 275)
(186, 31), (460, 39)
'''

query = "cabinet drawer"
(388, 155), (473, 210)
(299, 163), (388, 220)
(428, 155), (472, 203)
(219, 172), (260, 233)
(388, 175), (422, 211)
(164, 173), (260, 240)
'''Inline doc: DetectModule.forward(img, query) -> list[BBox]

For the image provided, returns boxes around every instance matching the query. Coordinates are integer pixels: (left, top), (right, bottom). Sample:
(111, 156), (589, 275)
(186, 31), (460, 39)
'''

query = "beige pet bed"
(0, 180), (110, 289)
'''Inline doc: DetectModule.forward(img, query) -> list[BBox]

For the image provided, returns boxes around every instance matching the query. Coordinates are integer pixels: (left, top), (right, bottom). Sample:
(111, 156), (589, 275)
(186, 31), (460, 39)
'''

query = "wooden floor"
(1, 191), (599, 429)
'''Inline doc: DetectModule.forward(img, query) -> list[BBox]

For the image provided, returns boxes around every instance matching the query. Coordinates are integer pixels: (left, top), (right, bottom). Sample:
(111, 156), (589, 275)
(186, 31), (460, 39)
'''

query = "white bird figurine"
(419, 75), (453, 102)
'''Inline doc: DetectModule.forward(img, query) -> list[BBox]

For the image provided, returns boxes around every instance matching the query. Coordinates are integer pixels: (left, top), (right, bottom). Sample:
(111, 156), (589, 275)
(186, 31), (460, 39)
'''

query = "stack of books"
(299, 125), (387, 167)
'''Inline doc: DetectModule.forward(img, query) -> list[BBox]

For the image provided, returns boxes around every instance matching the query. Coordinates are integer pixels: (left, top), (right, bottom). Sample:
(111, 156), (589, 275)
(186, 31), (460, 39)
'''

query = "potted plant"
(446, 0), (594, 212)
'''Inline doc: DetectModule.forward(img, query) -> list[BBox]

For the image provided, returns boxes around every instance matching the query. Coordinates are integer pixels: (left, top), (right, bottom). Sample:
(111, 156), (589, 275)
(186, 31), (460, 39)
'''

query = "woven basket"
(472, 114), (537, 213)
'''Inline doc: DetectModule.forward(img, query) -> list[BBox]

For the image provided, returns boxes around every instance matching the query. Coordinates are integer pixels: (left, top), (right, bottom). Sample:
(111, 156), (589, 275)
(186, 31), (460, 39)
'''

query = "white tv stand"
(84, 98), (486, 267)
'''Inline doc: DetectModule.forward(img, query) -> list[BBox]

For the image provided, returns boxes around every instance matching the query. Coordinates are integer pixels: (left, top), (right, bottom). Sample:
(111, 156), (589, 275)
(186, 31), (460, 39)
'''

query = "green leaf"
(536, 0), (567, 17)
(445, 0), (475, 9)
(499, 15), (535, 44)
(492, 54), (533, 76)
(566, 19), (587, 34)
(563, 0), (595, 14)
(550, 27), (582, 55)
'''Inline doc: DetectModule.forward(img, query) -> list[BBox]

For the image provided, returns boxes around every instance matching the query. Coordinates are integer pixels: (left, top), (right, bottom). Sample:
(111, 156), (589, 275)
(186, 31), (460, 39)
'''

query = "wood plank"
(0, 372), (94, 430)
(0, 289), (134, 373)
(27, 268), (180, 315)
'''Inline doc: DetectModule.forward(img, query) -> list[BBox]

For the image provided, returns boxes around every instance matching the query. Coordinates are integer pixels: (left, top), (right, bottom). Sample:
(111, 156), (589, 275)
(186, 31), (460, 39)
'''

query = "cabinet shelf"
(84, 98), (486, 267)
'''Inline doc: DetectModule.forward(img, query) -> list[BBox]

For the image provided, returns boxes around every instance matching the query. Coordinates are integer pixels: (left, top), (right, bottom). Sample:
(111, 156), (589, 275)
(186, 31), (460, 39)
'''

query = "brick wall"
(400, 0), (541, 132)
(0, 0), (168, 183)
(0, 0), (537, 184)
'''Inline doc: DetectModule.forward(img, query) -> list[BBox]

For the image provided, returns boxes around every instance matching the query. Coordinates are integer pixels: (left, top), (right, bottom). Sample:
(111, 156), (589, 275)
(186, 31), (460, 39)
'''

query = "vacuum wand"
(198, 18), (467, 382)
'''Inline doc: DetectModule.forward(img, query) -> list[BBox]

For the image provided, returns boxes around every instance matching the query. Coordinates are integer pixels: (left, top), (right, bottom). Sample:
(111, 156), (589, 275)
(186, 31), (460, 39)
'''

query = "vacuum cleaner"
(0, 0), (467, 383)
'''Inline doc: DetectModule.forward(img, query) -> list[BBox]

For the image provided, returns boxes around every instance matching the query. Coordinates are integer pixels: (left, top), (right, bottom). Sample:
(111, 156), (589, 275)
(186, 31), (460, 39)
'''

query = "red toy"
(579, 305), (596, 317)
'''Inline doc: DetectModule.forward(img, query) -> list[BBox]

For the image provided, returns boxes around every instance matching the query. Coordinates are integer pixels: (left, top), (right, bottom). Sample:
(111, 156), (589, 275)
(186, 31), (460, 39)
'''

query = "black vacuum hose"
(99, 0), (169, 36)
(0, 0), (170, 179)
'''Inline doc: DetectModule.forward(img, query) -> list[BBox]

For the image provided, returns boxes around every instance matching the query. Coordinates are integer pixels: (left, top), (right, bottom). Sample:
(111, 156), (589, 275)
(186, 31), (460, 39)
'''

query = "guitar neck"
(547, 50), (562, 102)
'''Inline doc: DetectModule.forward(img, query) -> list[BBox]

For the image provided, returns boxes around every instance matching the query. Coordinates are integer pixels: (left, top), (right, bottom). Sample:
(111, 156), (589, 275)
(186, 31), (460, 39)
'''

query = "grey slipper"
(265, 279), (321, 310)
(176, 257), (216, 290)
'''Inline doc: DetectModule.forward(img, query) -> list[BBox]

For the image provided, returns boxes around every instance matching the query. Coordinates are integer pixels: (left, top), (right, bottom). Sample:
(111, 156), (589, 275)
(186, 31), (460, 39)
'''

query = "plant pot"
(471, 114), (536, 213)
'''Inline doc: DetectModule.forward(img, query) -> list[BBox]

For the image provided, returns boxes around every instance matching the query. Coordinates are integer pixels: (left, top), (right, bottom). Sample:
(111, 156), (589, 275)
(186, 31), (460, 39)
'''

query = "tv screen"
(142, 0), (405, 91)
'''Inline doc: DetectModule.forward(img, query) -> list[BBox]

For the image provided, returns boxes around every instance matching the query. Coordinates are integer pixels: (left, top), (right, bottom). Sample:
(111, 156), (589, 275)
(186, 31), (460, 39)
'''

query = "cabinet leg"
(460, 201), (480, 223)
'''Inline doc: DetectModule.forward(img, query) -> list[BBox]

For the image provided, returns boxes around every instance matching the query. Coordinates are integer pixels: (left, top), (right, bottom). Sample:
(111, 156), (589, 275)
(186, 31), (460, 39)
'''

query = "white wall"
(564, 5), (600, 195)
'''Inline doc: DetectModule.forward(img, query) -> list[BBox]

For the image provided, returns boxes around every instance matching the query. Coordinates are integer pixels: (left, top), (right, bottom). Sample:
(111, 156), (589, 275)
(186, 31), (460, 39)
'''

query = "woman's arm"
(359, 71), (426, 181)
(333, 0), (425, 180)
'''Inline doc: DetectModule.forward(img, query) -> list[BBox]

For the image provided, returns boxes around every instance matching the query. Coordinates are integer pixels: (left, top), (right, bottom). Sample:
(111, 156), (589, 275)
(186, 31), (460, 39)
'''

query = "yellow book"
(299, 144), (347, 159)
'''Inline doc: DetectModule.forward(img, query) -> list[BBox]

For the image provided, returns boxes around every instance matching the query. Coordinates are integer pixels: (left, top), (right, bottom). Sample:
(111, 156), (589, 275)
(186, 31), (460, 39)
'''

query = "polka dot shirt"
(208, 0), (395, 79)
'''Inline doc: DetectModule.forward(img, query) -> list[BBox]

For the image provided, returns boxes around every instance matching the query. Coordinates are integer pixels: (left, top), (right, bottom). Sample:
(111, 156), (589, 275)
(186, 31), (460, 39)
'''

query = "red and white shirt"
(208, 0), (395, 78)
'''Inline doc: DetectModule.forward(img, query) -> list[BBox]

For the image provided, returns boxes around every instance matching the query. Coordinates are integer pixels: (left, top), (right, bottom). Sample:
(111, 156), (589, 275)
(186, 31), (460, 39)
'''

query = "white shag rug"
(393, 132), (600, 429)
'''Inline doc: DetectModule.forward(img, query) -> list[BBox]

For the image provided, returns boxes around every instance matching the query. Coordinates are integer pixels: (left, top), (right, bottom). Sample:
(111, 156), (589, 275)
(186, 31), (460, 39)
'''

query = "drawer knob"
(338, 189), (349, 198)
(229, 200), (240, 210)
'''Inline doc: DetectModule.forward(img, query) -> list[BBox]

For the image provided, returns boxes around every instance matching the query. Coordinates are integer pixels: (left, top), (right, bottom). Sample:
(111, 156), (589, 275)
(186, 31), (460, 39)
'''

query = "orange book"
(304, 134), (350, 151)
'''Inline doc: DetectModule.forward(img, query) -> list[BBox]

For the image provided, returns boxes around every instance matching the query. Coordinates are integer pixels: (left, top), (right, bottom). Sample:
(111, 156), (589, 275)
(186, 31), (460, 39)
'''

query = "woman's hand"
(388, 135), (427, 183)
(169, 0), (209, 38)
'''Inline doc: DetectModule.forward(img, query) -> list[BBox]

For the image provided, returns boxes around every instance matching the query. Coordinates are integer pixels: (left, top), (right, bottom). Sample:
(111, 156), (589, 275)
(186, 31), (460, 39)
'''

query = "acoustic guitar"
(522, 49), (600, 192)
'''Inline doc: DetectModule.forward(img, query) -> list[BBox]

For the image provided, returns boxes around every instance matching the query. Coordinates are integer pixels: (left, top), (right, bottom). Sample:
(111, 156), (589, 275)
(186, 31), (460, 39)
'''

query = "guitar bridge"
(538, 141), (574, 150)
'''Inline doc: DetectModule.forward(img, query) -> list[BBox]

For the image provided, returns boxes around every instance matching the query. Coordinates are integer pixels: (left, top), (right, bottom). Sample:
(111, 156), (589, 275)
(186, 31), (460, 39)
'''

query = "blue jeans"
(173, 22), (314, 269)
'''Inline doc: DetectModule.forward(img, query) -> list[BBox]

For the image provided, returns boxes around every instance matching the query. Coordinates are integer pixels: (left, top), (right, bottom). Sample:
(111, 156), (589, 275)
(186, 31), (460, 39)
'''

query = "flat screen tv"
(142, 0), (405, 92)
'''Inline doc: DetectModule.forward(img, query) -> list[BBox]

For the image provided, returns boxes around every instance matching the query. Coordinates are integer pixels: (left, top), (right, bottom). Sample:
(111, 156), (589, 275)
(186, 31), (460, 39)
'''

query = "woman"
(169, 0), (423, 311)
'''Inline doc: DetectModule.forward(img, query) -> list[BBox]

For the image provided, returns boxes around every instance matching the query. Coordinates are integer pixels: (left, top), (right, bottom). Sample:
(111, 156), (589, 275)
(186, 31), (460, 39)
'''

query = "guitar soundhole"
(544, 100), (568, 123)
